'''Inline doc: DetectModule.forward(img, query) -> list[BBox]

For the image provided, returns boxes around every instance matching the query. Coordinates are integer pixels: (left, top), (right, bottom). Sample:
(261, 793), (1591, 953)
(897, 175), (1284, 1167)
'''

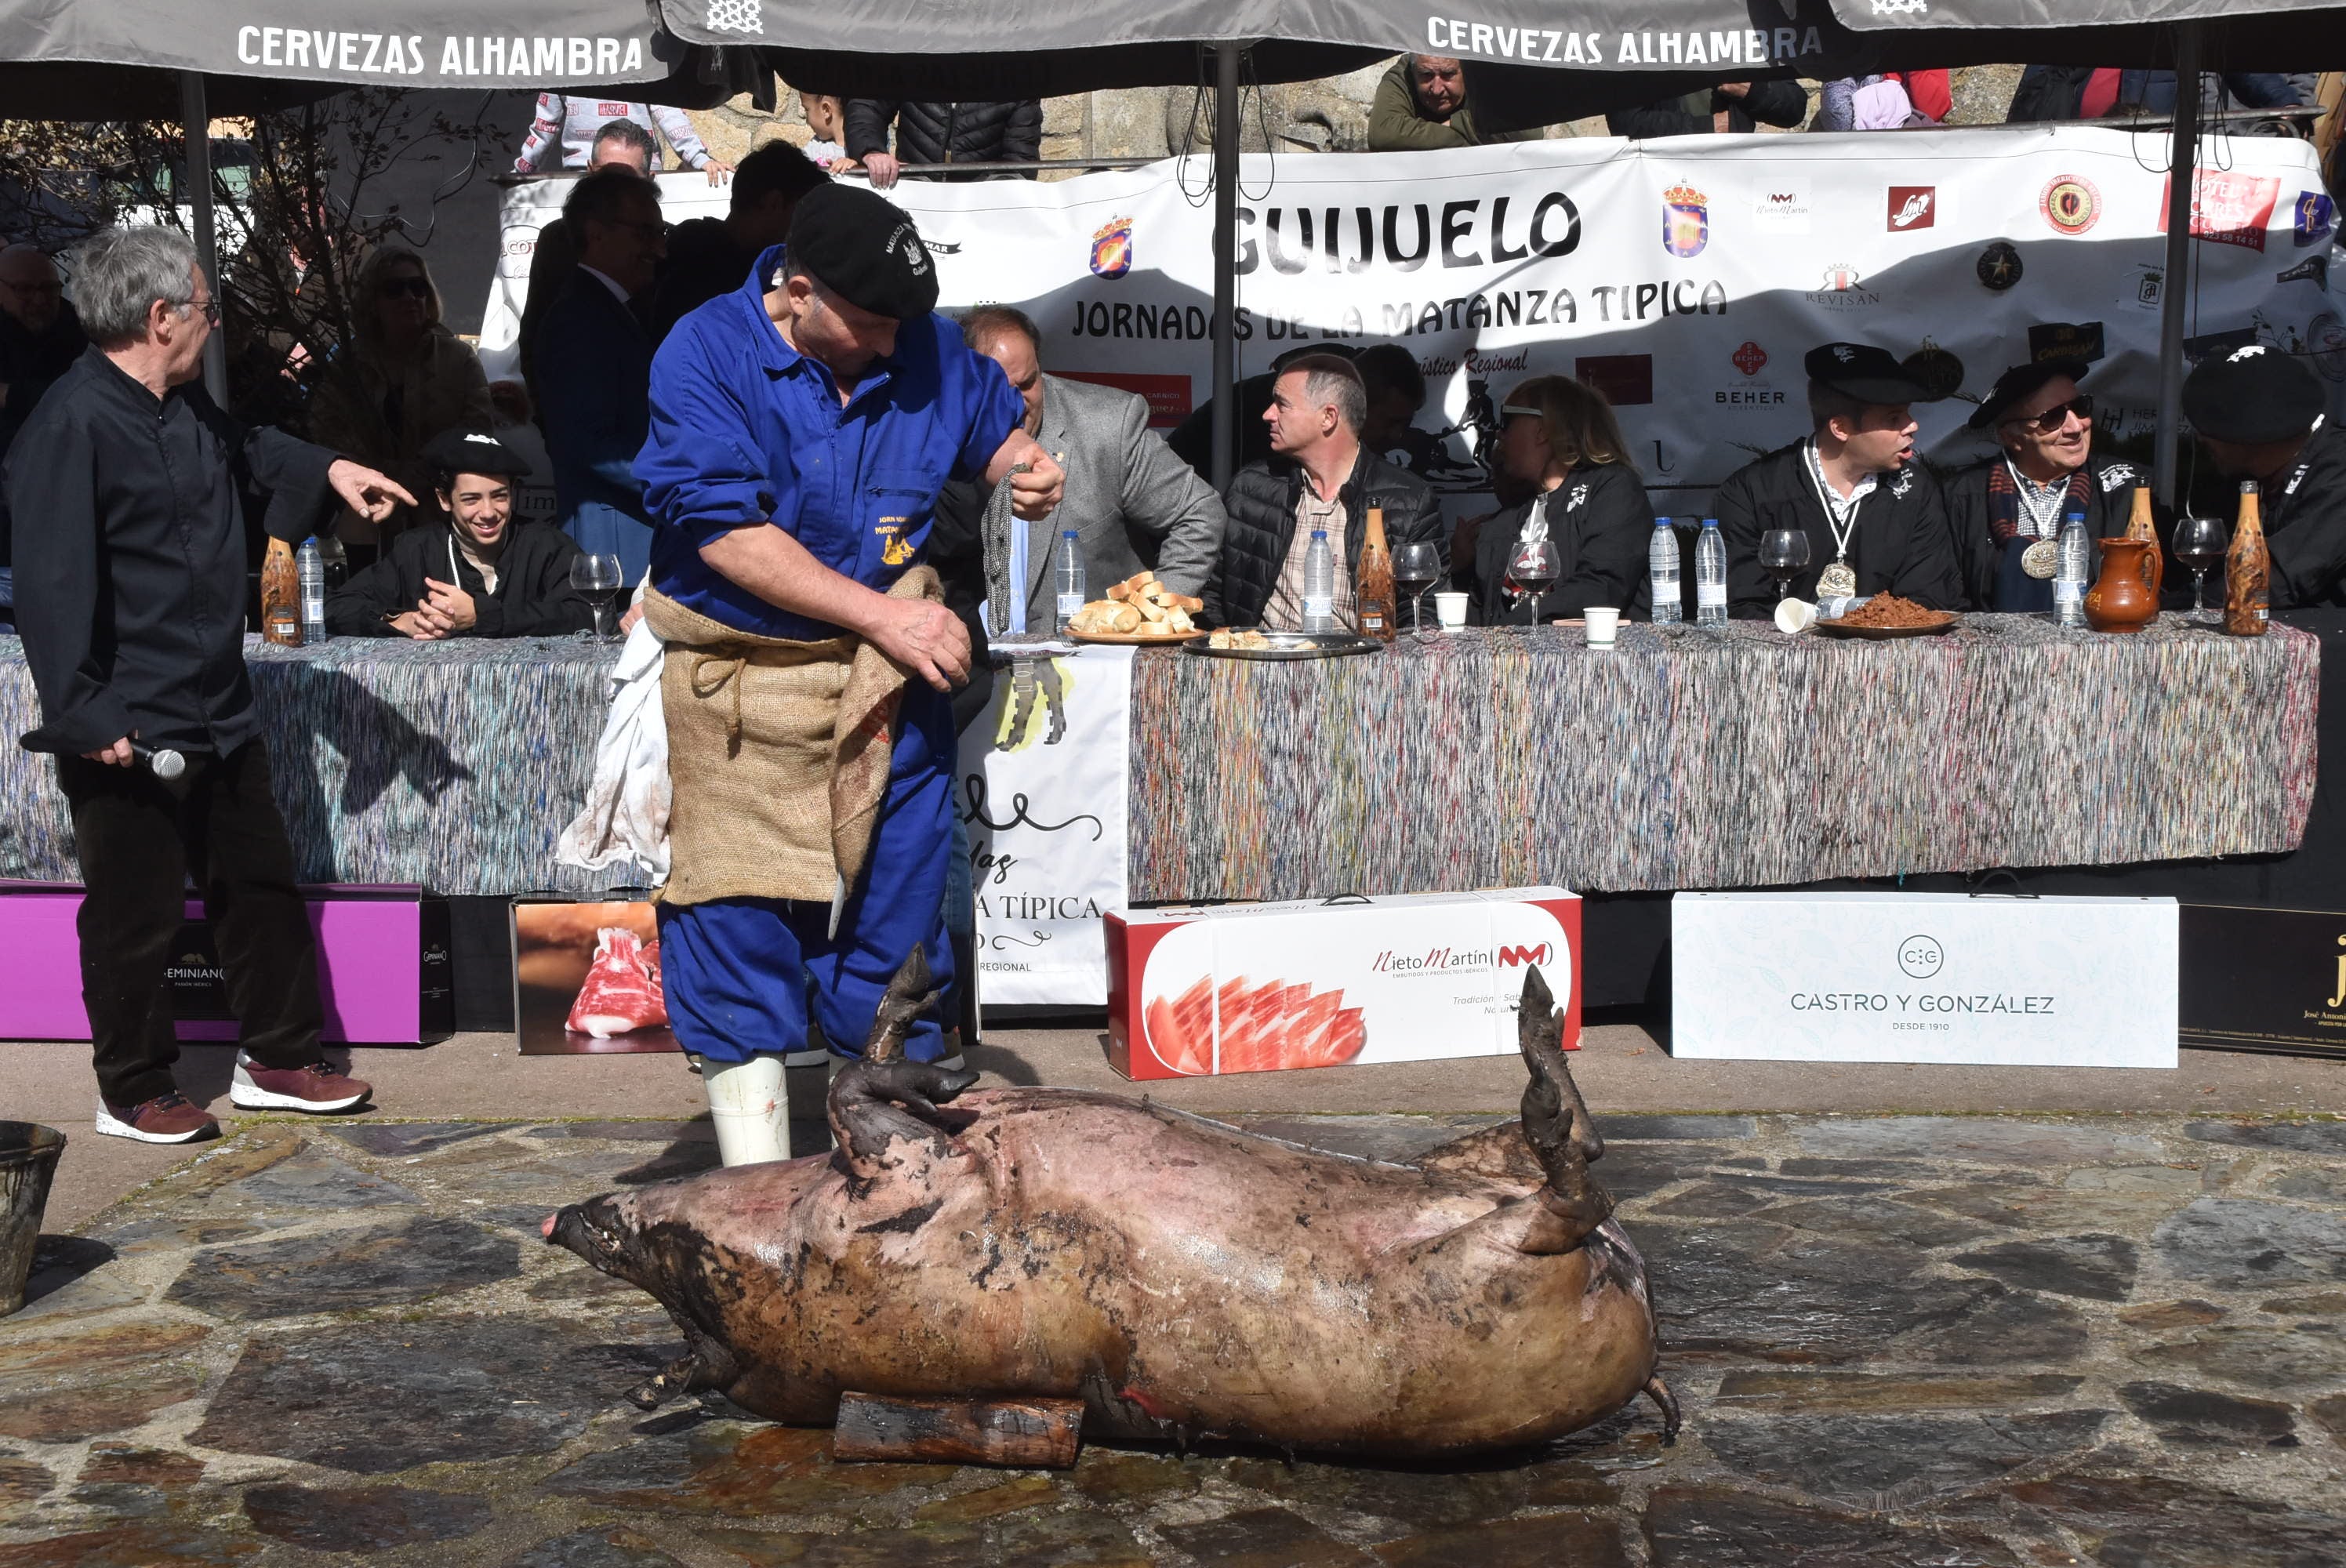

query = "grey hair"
(71, 226), (202, 347)
(1282, 352), (1367, 436)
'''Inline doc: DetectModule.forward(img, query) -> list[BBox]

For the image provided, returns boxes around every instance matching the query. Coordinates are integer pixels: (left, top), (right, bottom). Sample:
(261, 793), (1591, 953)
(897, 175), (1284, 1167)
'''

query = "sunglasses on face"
(380, 276), (431, 299)
(176, 297), (222, 325)
(2005, 394), (2094, 434)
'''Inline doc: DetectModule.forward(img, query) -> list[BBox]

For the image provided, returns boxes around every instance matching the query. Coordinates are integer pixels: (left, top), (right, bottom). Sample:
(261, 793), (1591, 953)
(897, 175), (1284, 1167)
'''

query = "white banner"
(1671, 891), (2178, 1069)
(482, 128), (2338, 511)
(956, 646), (1133, 1007)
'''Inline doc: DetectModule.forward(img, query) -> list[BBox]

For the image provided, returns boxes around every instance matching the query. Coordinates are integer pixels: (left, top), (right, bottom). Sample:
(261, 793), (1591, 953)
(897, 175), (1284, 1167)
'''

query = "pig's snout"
(547, 1195), (630, 1272)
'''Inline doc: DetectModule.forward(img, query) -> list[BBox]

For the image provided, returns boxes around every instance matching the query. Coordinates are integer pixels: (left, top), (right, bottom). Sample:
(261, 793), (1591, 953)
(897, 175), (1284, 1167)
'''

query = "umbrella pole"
(179, 71), (228, 405)
(2153, 24), (2204, 510)
(1209, 43), (1240, 494)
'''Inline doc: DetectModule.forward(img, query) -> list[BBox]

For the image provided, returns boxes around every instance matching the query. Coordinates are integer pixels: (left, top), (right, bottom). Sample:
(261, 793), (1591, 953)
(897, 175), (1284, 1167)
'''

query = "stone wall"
(686, 63), (2027, 171)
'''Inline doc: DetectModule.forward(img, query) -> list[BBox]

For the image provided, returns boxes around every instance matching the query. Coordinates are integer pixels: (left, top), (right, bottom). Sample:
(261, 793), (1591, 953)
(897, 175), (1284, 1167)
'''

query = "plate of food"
(1066, 571), (1207, 643)
(1186, 628), (1384, 660)
(1814, 593), (1959, 639)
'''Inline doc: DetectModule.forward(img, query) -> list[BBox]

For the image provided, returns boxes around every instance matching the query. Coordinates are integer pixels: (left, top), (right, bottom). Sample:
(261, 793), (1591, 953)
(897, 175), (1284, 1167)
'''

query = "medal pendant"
(2021, 537), (2060, 579)
(1818, 559), (1858, 598)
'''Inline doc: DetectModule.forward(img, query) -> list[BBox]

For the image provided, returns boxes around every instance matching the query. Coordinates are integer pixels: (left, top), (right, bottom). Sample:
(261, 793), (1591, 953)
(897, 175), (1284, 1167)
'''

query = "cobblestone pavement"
(2, 1110), (2342, 1566)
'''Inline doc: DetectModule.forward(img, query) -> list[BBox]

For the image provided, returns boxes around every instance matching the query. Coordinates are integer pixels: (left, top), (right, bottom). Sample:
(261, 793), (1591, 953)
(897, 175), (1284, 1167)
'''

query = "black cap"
(785, 182), (938, 321)
(1966, 358), (2090, 430)
(1804, 342), (1936, 405)
(2183, 343), (2326, 443)
(421, 427), (532, 479)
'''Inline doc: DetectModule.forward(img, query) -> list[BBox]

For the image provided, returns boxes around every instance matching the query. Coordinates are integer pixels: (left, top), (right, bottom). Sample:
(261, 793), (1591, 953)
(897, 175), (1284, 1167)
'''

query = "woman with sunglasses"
(307, 244), (493, 564)
(1469, 375), (1654, 625)
(1945, 358), (2148, 613)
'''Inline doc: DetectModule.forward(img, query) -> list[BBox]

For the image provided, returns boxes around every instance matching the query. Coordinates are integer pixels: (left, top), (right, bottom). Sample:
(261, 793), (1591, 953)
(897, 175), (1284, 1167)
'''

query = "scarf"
(1985, 462), (2093, 544)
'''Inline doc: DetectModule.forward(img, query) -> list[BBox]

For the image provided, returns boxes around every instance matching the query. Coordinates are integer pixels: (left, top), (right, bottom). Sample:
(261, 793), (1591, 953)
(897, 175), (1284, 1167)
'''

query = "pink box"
(0, 882), (451, 1045)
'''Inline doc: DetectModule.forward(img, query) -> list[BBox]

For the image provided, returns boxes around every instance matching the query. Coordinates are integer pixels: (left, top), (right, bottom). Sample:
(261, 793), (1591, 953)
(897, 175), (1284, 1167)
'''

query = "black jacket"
(0, 300), (89, 568)
(844, 100), (1043, 179)
(326, 517), (593, 638)
(1609, 82), (1810, 138)
(1472, 463), (1654, 624)
(1943, 451), (2145, 612)
(2263, 421), (2346, 612)
(649, 217), (757, 344)
(1713, 441), (1965, 618)
(6, 347), (338, 756)
(1208, 447), (1443, 629)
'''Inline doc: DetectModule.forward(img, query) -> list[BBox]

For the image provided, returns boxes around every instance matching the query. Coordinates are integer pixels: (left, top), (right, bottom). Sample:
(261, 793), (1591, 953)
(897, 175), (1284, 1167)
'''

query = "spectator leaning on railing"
(843, 100), (1042, 188)
(1368, 55), (1541, 151)
(514, 93), (733, 181)
(1610, 81), (1809, 137)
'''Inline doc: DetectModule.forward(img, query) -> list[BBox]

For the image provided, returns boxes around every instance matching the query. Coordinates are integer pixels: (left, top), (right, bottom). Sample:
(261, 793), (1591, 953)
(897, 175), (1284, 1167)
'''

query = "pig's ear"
(864, 946), (942, 1064)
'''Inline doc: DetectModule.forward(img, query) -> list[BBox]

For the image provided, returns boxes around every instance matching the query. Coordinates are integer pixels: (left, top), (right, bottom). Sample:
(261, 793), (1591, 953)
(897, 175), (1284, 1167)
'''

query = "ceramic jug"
(2085, 537), (2160, 633)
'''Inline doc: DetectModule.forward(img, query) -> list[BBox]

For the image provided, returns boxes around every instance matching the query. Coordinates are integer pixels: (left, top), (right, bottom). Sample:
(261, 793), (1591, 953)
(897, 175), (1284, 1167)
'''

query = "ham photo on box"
(512, 899), (675, 1055)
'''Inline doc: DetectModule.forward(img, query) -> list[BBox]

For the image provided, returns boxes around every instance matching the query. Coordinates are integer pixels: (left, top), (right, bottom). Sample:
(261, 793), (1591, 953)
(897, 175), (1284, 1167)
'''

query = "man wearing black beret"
(326, 427), (594, 638)
(2184, 344), (2346, 609)
(1944, 358), (2144, 612)
(633, 180), (1065, 1166)
(1713, 342), (1966, 616)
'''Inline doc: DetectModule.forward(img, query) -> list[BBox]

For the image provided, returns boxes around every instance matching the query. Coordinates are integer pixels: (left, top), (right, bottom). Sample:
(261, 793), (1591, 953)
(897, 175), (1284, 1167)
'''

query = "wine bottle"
(2125, 485), (2163, 604)
(1356, 506), (1397, 641)
(2224, 481), (2268, 637)
(260, 535), (303, 646)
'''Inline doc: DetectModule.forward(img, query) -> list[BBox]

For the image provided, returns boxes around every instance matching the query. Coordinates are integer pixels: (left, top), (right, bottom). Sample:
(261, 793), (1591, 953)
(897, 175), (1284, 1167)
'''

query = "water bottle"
(1053, 529), (1084, 633)
(296, 536), (328, 644)
(1694, 517), (1727, 629)
(2054, 510), (2089, 629)
(1648, 517), (1682, 625)
(1302, 529), (1337, 632)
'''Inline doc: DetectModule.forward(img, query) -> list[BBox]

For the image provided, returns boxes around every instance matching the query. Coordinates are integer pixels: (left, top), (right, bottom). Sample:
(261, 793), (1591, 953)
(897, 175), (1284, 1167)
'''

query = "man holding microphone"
(7, 227), (414, 1142)
(636, 183), (1062, 1165)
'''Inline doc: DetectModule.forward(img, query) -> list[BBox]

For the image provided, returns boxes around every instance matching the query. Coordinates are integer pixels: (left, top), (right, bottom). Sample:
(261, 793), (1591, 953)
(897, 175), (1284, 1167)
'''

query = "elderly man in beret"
(634, 183), (1063, 1165)
(1944, 358), (2144, 612)
(1714, 341), (1965, 617)
(2184, 345), (2346, 609)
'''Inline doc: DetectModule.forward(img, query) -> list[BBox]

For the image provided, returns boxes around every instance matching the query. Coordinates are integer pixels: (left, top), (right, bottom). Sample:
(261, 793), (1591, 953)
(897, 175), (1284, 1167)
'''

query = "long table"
(0, 617), (2321, 895)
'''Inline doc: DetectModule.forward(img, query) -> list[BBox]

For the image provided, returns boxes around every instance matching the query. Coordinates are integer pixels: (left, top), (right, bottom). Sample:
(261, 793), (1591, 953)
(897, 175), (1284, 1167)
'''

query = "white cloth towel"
(556, 615), (671, 880)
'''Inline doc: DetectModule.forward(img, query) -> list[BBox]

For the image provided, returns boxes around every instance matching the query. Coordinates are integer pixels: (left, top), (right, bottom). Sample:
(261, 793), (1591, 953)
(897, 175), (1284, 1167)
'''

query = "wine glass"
(1507, 538), (1562, 629)
(1393, 541), (1442, 635)
(572, 553), (624, 642)
(2172, 515), (2228, 623)
(1760, 528), (1810, 604)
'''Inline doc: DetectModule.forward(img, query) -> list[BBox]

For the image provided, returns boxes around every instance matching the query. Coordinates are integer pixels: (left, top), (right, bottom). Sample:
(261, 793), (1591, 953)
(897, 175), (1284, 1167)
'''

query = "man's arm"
(514, 93), (563, 173)
(1716, 470), (1778, 619)
(1114, 399), (1226, 596)
(1000, 100), (1043, 173)
(324, 545), (411, 636)
(1744, 79), (1812, 129)
(9, 419), (136, 756)
(1891, 474), (1967, 611)
(652, 106), (724, 171)
(843, 100), (898, 161)
(1607, 98), (1712, 138)
(702, 524), (971, 690)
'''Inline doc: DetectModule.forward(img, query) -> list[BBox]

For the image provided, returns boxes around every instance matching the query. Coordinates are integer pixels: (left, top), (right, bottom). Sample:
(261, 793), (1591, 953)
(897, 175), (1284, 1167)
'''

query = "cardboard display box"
(1106, 887), (1581, 1080)
(1672, 891), (2177, 1069)
(0, 883), (451, 1045)
(2180, 903), (2346, 1059)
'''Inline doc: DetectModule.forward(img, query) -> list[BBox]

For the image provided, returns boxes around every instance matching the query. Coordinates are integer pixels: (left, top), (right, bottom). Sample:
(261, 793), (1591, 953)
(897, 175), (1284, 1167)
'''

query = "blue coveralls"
(635, 245), (1023, 1065)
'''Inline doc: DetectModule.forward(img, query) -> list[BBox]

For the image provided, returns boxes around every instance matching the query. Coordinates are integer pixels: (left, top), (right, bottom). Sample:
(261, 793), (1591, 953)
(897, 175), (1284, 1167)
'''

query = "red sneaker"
(95, 1091), (220, 1144)
(230, 1054), (372, 1113)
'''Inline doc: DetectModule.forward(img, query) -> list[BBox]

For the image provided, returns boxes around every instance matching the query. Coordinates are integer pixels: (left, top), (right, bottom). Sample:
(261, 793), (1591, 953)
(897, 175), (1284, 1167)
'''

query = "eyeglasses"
(379, 276), (431, 299)
(1501, 404), (1545, 419)
(174, 297), (222, 325)
(2004, 394), (2094, 434)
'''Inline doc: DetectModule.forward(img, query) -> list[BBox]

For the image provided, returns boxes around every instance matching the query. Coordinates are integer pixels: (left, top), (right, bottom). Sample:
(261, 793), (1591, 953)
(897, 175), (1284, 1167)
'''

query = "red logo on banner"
(1731, 340), (1768, 376)
(1057, 372), (1190, 427)
(1887, 186), (1935, 230)
(2160, 170), (2282, 252)
(1498, 943), (1552, 967)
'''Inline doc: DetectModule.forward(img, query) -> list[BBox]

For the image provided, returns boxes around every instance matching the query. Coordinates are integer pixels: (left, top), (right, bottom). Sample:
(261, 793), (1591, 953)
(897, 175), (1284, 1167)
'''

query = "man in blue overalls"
(636, 183), (1063, 1164)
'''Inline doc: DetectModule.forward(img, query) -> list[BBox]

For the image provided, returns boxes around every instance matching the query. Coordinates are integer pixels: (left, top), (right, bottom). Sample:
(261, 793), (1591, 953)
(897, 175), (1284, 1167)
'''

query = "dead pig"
(545, 960), (1678, 1458)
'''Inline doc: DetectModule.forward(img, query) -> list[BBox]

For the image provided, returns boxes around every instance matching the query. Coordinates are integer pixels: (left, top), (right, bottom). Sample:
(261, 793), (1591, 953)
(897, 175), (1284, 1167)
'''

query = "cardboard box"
(1672, 891), (2177, 1069)
(1105, 887), (1581, 1080)
(0, 882), (452, 1045)
(2180, 903), (2346, 1059)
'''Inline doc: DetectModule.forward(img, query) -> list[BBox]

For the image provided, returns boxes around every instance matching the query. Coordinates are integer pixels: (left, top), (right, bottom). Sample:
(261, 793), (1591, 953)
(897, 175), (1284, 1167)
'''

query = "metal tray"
(1182, 630), (1385, 661)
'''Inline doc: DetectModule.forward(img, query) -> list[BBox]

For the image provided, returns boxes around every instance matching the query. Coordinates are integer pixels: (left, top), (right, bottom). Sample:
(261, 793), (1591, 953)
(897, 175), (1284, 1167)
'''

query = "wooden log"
(831, 1392), (1084, 1468)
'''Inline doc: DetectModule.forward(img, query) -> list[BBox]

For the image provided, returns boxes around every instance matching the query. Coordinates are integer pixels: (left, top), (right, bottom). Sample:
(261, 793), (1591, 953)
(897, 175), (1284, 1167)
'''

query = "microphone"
(129, 742), (187, 781)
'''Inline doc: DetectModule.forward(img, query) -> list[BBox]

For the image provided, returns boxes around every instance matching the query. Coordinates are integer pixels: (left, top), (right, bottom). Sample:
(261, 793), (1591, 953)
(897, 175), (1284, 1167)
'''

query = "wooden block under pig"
(832, 1392), (1084, 1468)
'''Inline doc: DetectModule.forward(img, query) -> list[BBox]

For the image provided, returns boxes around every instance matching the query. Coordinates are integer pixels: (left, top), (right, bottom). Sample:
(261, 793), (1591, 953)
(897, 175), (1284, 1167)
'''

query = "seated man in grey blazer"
(933, 306), (1226, 636)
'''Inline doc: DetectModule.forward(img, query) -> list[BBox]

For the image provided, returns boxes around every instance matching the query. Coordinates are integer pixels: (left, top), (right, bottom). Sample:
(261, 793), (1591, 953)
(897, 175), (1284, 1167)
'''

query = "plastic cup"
(1774, 598), (1818, 635)
(1433, 592), (1469, 630)
(1583, 607), (1620, 648)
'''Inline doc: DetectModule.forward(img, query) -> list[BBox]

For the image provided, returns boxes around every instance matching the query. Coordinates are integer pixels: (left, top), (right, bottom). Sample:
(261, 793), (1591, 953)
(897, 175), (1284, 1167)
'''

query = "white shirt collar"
(579, 264), (632, 305)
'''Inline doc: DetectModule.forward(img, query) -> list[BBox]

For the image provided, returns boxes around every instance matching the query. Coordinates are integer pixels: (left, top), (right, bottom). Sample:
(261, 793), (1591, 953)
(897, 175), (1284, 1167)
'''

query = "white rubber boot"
(698, 1052), (788, 1167)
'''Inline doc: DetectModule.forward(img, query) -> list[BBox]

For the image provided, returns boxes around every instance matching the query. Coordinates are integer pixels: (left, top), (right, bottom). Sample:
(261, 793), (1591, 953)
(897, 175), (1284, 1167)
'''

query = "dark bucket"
(0, 1123), (67, 1316)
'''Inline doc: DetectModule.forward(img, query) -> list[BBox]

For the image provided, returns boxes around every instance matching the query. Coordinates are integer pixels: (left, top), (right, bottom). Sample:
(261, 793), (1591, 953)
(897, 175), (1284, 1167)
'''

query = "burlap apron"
(642, 568), (942, 908)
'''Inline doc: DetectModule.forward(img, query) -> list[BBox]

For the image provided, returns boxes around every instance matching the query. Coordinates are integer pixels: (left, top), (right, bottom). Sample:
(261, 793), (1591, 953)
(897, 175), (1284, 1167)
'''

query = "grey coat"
(935, 372), (1226, 633)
